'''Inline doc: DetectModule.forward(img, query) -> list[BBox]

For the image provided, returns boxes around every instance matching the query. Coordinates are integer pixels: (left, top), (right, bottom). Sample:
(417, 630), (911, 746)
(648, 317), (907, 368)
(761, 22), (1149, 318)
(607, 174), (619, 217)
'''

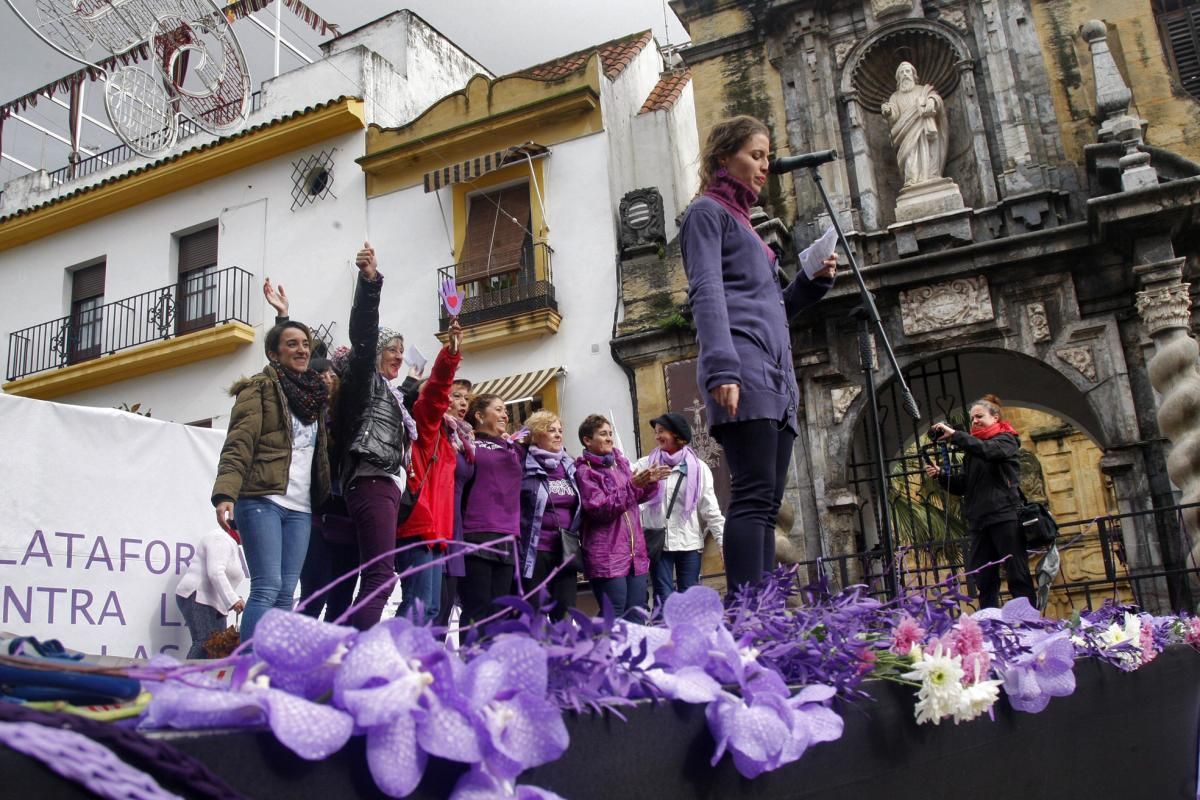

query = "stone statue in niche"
(880, 60), (965, 224)
(881, 61), (947, 187)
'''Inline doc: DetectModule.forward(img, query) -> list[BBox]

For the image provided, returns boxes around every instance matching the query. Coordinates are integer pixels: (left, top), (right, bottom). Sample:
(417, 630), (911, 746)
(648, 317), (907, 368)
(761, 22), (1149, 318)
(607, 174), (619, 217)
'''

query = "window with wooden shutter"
(177, 225), (219, 333)
(457, 184), (532, 286)
(69, 262), (105, 363)
(1158, 2), (1200, 101)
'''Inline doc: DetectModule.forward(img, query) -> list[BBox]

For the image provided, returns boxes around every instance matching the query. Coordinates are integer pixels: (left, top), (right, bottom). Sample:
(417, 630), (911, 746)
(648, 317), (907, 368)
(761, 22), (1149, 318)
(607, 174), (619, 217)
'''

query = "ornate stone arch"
(838, 18), (972, 102)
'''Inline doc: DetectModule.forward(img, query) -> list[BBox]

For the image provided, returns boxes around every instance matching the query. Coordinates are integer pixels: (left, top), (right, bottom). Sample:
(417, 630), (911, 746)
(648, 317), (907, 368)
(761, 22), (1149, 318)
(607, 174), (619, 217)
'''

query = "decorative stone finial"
(1081, 19), (1143, 143)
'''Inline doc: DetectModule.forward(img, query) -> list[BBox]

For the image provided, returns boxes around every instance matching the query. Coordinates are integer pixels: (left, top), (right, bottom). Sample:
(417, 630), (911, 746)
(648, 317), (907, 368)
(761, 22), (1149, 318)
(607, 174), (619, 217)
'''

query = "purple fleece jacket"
(574, 449), (656, 579)
(680, 175), (833, 434)
(461, 433), (522, 538)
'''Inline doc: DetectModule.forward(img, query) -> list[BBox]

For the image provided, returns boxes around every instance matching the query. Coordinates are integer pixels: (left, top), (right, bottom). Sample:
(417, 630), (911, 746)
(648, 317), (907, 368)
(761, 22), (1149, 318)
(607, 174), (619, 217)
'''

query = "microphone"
(768, 149), (839, 174)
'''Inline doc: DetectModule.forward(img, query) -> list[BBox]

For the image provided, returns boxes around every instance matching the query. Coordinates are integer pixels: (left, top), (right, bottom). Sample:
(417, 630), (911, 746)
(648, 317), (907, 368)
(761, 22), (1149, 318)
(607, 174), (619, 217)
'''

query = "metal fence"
(46, 92), (263, 187)
(782, 501), (1200, 614)
(6, 266), (252, 381)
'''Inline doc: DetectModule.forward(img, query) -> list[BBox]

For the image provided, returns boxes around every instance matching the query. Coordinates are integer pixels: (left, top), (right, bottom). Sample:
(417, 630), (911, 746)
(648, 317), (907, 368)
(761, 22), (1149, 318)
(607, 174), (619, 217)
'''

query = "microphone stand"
(784, 157), (921, 600)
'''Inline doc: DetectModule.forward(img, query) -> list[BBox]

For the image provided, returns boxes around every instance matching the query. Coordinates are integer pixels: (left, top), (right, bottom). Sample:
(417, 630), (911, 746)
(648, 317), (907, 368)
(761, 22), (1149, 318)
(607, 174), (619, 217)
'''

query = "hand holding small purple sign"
(440, 276), (466, 318)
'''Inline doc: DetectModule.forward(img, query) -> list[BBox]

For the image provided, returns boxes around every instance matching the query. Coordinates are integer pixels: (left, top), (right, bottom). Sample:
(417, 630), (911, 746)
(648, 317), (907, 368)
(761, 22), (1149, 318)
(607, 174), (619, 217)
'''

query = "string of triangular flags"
(223, 0), (340, 37)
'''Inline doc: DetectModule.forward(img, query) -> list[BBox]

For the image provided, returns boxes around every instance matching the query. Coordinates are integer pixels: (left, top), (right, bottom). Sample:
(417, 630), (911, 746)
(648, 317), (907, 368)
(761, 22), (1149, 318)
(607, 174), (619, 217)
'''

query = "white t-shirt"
(268, 416), (317, 513)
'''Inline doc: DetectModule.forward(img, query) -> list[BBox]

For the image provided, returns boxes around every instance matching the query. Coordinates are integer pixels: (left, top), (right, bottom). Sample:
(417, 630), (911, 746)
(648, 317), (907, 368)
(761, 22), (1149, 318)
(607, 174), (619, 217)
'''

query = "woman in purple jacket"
(575, 414), (668, 619)
(518, 410), (581, 621)
(680, 115), (837, 592)
(458, 393), (522, 627)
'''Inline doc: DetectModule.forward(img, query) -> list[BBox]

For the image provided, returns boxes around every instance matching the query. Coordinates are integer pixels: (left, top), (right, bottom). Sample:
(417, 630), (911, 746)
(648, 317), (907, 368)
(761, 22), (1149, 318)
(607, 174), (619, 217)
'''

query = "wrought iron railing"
(45, 91), (263, 187)
(786, 501), (1200, 615)
(6, 266), (253, 381)
(437, 242), (556, 331)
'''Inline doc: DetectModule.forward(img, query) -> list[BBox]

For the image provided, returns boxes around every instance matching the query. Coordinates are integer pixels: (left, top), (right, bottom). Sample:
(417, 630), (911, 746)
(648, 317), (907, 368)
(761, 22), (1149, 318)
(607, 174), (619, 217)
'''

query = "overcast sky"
(0, 0), (689, 184)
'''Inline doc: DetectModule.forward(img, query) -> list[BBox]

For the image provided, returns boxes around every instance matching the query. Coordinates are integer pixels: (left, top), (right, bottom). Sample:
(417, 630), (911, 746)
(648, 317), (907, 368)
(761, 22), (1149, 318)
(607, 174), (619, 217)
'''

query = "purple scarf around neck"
(703, 169), (776, 266)
(445, 414), (475, 462)
(581, 449), (617, 469)
(648, 445), (701, 517)
(530, 445), (571, 473)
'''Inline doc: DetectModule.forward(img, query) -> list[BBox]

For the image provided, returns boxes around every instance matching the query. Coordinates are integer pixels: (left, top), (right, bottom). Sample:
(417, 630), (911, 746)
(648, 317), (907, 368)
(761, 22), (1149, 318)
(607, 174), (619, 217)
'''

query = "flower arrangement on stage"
(135, 568), (1200, 799)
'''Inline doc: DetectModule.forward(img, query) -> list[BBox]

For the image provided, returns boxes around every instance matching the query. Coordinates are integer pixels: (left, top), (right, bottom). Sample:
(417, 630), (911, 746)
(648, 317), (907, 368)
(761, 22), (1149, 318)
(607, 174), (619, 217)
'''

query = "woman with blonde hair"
(517, 410), (581, 620)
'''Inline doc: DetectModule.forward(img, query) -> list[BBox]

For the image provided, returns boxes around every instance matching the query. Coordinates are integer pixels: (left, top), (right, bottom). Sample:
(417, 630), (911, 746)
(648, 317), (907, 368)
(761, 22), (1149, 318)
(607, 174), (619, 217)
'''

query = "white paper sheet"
(800, 225), (839, 280)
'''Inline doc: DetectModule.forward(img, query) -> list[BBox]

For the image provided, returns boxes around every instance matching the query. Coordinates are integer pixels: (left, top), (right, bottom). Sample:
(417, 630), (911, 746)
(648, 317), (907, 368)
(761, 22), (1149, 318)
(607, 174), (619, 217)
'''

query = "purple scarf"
(445, 414), (476, 462)
(648, 445), (701, 517)
(703, 169), (776, 266)
(530, 445), (571, 473)
(581, 449), (617, 469)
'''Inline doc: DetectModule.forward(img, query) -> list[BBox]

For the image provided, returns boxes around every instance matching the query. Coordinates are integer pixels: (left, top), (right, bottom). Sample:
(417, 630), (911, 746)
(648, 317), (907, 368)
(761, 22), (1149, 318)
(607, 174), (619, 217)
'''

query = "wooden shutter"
(179, 226), (218, 274)
(457, 184), (531, 282)
(1160, 7), (1200, 100)
(71, 262), (105, 301)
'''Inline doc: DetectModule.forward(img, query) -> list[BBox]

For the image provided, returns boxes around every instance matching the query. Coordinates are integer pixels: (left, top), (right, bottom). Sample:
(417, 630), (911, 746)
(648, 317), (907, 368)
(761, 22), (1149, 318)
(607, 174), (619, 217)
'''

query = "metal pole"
(853, 306), (898, 598)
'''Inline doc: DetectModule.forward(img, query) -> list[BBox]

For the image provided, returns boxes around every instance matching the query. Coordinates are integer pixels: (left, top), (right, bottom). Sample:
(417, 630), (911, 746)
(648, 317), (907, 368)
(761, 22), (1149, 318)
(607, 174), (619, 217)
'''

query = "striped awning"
(423, 142), (549, 193)
(471, 366), (562, 405)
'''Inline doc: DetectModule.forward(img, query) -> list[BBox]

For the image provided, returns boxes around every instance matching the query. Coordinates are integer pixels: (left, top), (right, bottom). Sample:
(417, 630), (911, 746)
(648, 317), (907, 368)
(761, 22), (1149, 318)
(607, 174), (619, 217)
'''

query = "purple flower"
(705, 681), (843, 779)
(143, 672), (354, 760)
(447, 635), (570, 781)
(999, 632), (1076, 713)
(332, 619), (455, 797)
(253, 609), (358, 700)
(449, 767), (566, 800)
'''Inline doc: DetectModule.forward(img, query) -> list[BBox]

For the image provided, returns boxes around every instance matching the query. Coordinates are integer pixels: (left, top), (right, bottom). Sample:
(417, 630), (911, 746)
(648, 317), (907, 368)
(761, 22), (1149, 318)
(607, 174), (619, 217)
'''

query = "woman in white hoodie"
(175, 529), (246, 659)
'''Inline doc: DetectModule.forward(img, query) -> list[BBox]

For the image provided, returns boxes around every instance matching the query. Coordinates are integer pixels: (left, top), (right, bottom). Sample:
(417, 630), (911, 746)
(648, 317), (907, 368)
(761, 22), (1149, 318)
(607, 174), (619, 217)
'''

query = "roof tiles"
(519, 30), (654, 81)
(639, 69), (691, 114)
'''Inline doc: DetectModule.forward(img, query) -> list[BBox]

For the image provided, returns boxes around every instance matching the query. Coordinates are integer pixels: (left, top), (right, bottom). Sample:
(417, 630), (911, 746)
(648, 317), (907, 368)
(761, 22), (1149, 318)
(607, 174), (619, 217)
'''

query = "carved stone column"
(1135, 258), (1200, 560)
(957, 60), (999, 207)
(842, 91), (880, 230)
(820, 488), (863, 591)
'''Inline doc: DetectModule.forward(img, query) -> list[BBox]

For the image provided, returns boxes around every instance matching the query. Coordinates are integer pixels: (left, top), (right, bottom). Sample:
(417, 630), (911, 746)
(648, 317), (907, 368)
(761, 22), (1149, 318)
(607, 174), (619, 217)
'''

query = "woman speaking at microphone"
(680, 115), (836, 592)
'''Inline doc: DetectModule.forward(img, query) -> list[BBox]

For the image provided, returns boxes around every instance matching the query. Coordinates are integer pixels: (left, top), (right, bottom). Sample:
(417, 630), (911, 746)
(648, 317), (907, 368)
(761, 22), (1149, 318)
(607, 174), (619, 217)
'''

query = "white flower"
(1098, 613), (1143, 668)
(901, 644), (965, 725)
(952, 677), (1002, 723)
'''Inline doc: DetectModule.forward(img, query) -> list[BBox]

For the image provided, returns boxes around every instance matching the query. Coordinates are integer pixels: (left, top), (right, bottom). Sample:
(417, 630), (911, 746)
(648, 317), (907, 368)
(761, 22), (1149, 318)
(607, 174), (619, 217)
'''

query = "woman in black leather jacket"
(335, 243), (417, 630)
(925, 394), (1036, 610)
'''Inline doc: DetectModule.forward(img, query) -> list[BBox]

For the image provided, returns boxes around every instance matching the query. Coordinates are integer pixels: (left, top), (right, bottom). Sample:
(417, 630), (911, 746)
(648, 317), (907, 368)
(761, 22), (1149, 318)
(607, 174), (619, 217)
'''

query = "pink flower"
(893, 616), (926, 655)
(1186, 618), (1200, 647)
(857, 649), (877, 675)
(1138, 619), (1157, 666)
(940, 618), (991, 686)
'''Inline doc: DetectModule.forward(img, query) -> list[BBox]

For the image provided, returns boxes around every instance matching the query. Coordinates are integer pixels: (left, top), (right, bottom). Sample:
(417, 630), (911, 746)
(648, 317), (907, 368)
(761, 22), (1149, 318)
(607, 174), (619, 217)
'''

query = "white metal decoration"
(7, 0), (251, 157)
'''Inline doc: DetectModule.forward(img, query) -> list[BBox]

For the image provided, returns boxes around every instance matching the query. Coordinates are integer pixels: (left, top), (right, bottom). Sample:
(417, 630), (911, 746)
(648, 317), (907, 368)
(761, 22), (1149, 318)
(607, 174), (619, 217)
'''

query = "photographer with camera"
(923, 394), (1035, 609)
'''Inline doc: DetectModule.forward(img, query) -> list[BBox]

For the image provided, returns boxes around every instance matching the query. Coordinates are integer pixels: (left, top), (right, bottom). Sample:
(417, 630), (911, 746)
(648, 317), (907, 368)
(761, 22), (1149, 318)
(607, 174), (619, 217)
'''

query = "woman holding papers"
(679, 115), (837, 592)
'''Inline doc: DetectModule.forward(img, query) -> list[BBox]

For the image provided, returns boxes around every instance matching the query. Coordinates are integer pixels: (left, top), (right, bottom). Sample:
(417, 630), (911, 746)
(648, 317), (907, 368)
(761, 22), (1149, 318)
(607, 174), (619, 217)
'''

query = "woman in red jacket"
(394, 319), (462, 624)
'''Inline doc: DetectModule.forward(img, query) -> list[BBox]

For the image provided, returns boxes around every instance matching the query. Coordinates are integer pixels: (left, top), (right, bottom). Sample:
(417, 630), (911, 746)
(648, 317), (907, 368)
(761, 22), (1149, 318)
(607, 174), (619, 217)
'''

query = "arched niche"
(837, 19), (992, 230)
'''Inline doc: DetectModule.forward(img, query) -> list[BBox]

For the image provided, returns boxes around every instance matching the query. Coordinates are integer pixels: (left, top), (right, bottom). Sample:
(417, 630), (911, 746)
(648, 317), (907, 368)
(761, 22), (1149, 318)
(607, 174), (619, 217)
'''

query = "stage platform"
(6, 645), (1197, 799)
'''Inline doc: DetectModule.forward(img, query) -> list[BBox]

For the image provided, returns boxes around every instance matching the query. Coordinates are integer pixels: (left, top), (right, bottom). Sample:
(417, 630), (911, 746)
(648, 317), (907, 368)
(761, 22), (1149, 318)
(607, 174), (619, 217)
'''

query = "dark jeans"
(591, 570), (648, 620)
(970, 518), (1036, 609)
(460, 555), (514, 628)
(435, 574), (459, 632)
(176, 592), (228, 660)
(298, 516), (358, 623)
(395, 543), (442, 625)
(529, 549), (577, 621)
(345, 476), (402, 630)
(651, 549), (703, 608)
(712, 419), (795, 592)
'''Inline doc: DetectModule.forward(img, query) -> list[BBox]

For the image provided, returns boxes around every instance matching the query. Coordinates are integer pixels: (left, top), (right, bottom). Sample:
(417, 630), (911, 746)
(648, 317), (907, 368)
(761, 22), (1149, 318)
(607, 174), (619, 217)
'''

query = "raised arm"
(949, 430), (1019, 463)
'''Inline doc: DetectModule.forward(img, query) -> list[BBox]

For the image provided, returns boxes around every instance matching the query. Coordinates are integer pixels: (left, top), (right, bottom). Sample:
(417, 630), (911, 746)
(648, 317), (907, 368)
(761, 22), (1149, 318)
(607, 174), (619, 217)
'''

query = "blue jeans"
(235, 497), (310, 643)
(651, 550), (703, 607)
(591, 572), (648, 620)
(395, 543), (442, 625)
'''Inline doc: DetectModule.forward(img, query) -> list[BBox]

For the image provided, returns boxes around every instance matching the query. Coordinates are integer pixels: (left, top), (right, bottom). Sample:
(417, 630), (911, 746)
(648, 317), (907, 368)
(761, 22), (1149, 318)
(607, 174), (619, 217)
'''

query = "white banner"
(0, 393), (246, 658)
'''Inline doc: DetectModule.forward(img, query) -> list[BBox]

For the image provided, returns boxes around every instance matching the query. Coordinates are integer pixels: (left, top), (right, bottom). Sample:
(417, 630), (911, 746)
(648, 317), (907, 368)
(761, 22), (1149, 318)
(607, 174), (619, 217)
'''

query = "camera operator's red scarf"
(971, 420), (1018, 440)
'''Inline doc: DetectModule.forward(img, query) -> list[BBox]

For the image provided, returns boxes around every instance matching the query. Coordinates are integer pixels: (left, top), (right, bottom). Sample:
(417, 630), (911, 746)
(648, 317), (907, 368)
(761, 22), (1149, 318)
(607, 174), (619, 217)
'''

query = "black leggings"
(969, 518), (1036, 609)
(712, 418), (795, 592)
(459, 555), (514, 628)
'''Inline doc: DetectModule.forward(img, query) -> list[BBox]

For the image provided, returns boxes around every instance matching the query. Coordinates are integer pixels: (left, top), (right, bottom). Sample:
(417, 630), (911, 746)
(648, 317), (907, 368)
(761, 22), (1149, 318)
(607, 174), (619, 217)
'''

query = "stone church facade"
(612, 0), (1200, 611)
